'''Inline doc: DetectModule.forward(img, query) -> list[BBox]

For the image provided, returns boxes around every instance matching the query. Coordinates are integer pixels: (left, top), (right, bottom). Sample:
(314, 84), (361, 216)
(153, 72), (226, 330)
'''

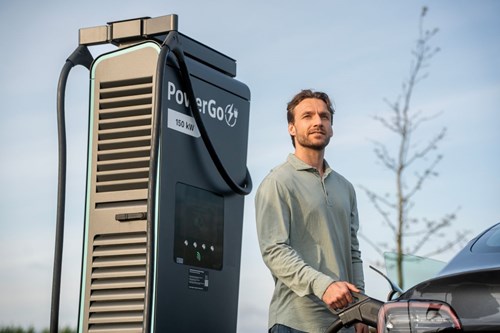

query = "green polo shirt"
(255, 154), (364, 333)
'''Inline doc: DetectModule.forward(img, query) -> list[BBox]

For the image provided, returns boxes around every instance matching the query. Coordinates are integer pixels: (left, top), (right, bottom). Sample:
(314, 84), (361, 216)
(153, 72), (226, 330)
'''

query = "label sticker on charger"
(188, 268), (209, 291)
(168, 108), (201, 138)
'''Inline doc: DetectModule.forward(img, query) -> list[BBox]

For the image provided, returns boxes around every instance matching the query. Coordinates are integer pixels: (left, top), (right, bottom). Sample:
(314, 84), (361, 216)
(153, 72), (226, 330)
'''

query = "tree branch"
(361, 7), (467, 278)
(360, 186), (397, 234)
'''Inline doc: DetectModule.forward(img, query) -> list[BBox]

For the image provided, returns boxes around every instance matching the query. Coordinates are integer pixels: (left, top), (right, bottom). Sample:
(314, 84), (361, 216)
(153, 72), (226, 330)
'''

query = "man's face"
(288, 98), (333, 151)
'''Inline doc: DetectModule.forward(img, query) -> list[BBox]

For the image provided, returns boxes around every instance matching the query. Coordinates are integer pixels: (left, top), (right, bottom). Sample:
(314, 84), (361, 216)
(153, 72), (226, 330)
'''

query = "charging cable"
(51, 45), (93, 333)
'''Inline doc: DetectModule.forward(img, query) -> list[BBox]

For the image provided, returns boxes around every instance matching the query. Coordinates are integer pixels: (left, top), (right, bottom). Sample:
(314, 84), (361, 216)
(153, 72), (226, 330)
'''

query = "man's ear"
(288, 122), (296, 136)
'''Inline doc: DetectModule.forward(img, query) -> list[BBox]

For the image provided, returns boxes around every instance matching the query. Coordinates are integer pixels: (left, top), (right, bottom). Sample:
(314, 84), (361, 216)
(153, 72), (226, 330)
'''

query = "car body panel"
(439, 223), (500, 277)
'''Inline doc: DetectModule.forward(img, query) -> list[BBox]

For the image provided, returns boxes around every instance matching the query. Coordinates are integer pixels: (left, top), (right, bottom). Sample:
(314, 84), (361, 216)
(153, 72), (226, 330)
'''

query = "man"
(255, 89), (368, 333)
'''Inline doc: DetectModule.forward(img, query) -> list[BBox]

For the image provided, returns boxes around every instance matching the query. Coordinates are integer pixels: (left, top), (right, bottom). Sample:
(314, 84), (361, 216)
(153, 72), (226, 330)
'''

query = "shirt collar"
(287, 153), (332, 177)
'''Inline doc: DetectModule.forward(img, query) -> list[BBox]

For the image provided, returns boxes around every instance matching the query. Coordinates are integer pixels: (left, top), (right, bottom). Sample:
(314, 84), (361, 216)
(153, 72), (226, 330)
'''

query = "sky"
(0, 0), (499, 332)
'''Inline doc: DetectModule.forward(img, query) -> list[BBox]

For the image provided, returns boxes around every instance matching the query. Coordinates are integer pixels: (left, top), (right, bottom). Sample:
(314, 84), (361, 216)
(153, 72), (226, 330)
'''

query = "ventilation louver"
(96, 76), (153, 194)
(88, 232), (147, 333)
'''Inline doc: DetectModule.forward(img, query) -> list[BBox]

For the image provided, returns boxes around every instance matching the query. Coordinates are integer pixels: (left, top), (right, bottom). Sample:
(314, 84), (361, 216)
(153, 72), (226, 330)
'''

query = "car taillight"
(377, 300), (462, 333)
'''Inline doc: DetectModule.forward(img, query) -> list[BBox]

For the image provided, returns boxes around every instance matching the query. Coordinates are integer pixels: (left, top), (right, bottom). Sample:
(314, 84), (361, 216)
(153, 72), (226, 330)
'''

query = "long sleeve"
(255, 177), (335, 300)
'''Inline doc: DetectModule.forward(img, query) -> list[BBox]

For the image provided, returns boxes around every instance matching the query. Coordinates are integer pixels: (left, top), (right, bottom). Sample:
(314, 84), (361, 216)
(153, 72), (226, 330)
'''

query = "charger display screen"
(173, 182), (224, 270)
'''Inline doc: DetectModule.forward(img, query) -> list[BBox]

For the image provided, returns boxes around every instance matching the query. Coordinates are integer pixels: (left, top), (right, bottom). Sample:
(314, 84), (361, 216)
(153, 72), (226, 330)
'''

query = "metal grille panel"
(96, 77), (153, 194)
(88, 232), (147, 333)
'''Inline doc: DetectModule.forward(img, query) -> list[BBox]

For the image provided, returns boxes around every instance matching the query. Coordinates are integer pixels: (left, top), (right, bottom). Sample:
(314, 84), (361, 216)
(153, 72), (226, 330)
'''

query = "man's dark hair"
(286, 89), (335, 147)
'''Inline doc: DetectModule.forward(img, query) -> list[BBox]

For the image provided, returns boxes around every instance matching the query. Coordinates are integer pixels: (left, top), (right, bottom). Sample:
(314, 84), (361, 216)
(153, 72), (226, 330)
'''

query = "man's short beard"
(295, 136), (330, 151)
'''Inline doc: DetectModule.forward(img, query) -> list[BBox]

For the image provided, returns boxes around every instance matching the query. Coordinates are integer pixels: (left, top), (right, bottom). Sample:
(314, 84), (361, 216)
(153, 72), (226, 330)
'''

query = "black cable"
(165, 32), (252, 196)
(51, 45), (93, 333)
(51, 60), (71, 333)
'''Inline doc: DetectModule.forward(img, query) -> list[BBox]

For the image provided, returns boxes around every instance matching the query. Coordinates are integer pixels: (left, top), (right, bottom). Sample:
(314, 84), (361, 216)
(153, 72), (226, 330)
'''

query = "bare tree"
(361, 7), (468, 289)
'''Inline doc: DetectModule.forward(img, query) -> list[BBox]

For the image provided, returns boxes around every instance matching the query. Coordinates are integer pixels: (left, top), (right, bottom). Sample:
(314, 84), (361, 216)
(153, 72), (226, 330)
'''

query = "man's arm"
(255, 177), (335, 299)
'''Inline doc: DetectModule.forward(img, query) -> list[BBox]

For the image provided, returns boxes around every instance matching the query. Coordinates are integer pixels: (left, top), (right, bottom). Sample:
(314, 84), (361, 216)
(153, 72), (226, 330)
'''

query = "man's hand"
(321, 281), (359, 310)
(355, 323), (369, 333)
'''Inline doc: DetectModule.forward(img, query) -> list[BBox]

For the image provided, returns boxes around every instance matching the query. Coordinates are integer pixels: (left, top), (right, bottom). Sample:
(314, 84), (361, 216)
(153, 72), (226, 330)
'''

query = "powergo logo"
(167, 81), (238, 128)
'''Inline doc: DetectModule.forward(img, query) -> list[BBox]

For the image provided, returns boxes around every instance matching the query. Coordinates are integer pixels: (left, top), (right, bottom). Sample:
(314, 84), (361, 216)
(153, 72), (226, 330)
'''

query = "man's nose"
(312, 113), (323, 125)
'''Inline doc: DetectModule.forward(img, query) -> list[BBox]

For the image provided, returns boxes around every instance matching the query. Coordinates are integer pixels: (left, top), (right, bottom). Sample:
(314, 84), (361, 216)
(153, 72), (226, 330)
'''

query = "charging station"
(52, 14), (251, 333)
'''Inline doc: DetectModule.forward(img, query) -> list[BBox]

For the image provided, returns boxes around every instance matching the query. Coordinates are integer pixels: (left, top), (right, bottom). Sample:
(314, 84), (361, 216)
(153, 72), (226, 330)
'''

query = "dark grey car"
(377, 222), (500, 332)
